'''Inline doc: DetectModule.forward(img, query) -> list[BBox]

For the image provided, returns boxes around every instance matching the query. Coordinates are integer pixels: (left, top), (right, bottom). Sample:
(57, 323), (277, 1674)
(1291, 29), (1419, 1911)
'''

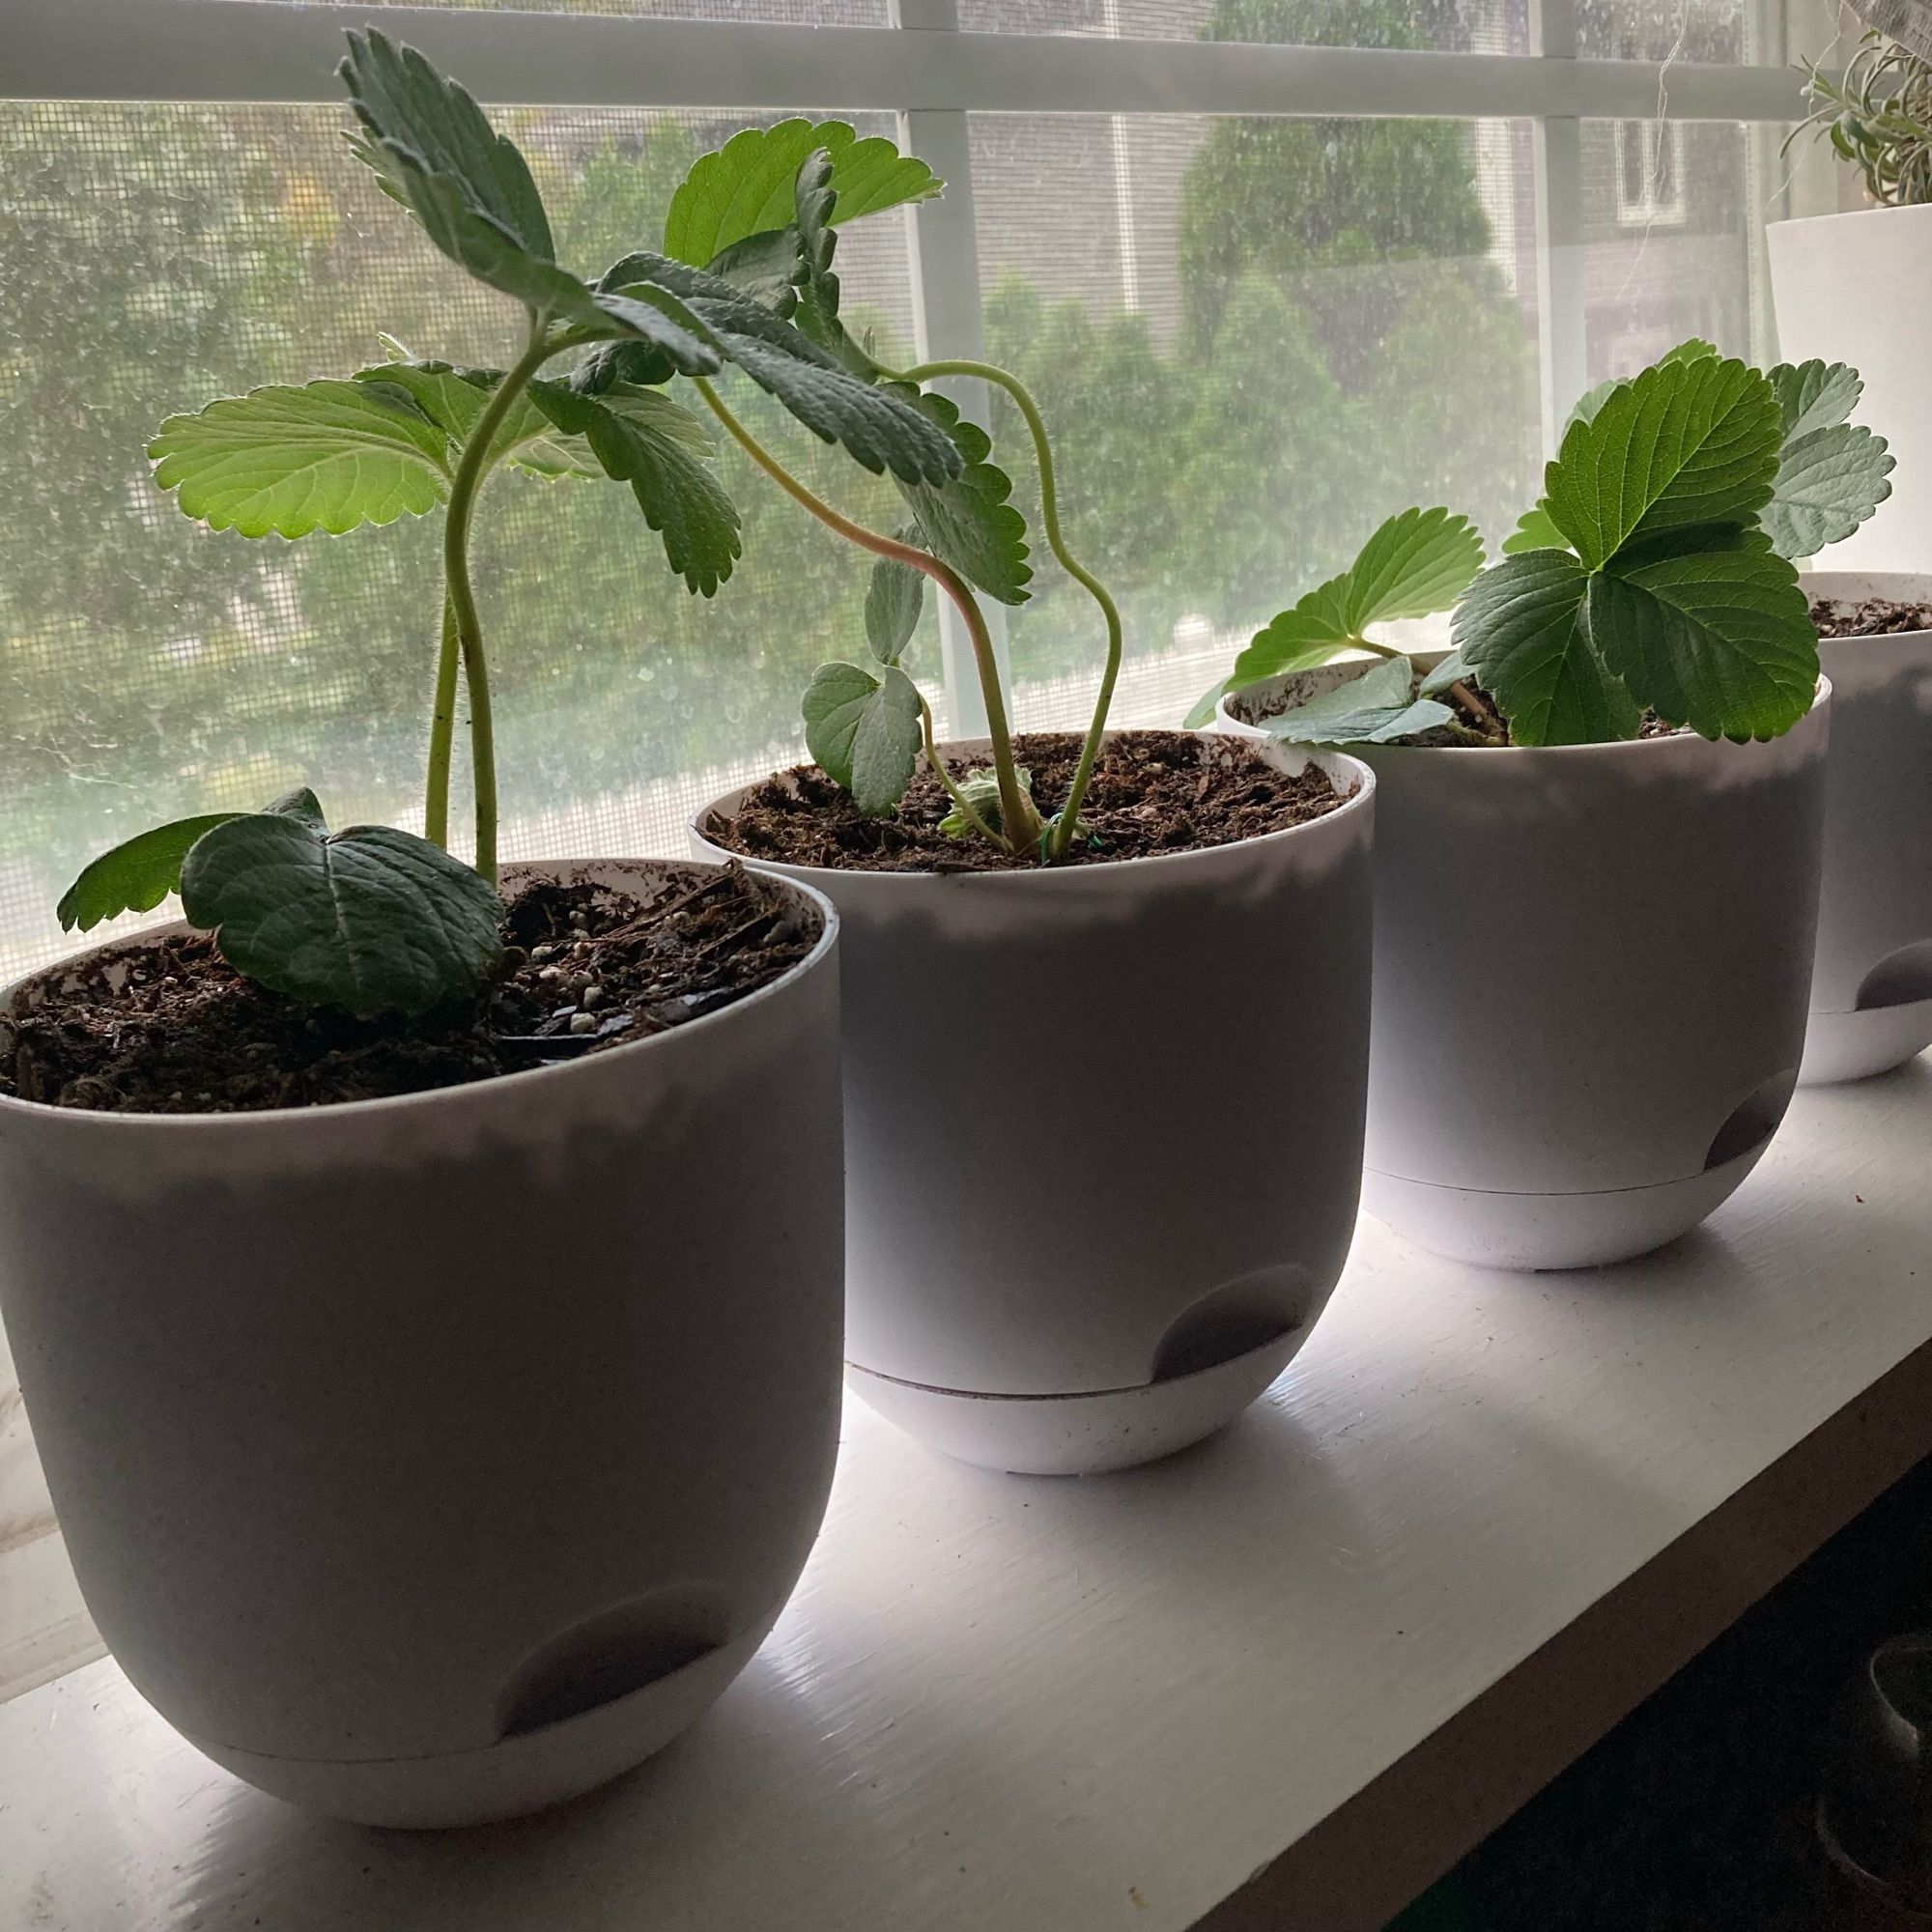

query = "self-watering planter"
(1769, 205), (1932, 572)
(696, 735), (1375, 1478)
(0, 860), (842, 1830)
(1800, 572), (1932, 1084)
(1220, 677), (1833, 1271)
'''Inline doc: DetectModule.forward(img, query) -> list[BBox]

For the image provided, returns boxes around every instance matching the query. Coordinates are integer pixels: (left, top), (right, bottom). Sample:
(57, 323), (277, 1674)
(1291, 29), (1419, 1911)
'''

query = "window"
(0, 0), (1856, 1696)
(1613, 116), (1686, 224)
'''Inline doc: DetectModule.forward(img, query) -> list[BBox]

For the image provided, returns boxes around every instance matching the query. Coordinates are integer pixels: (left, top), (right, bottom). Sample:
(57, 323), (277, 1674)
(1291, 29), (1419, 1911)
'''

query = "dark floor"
(1390, 1454), (1932, 1931)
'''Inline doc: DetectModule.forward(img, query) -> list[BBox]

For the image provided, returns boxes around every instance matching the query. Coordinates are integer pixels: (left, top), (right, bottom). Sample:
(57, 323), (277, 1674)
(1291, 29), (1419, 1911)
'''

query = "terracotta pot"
(695, 733), (1374, 1476)
(0, 860), (843, 1828)
(1799, 572), (1932, 1084)
(1769, 204), (1932, 574)
(1220, 676), (1832, 1269)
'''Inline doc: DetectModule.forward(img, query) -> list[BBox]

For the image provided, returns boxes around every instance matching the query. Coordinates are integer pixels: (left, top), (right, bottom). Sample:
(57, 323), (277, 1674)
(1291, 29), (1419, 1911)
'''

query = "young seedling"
(1216, 341), (1893, 751)
(649, 128), (1124, 860)
(1184, 506), (1489, 740)
(56, 33), (963, 1014)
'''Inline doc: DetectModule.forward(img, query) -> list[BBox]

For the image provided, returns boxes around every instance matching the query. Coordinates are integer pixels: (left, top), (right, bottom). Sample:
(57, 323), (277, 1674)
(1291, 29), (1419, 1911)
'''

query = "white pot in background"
(0, 860), (843, 1829)
(1220, 680), (1832, 1270)
(695, 735), (1374, 1477)
(1769, 205), (1932, 572)
(1799, 572), (1932, 1084)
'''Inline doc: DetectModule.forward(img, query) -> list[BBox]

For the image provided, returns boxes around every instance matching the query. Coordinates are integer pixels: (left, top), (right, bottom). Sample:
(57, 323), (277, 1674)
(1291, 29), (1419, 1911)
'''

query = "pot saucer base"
(1361, 1141), (1774, 1272)
(1799, 999), (1932, 1087)
(846, 1329), (1306, 1478)
(181, 1607), (783, 1830)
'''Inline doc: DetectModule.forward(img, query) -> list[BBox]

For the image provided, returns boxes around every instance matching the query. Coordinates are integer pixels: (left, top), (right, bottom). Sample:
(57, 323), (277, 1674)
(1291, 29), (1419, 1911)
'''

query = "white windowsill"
(1, 1059), (1928, 1931)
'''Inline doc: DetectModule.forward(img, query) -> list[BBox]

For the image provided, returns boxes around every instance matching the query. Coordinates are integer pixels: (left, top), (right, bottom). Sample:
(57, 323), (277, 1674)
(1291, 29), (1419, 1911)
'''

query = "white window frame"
(9, 0), (1817, 721)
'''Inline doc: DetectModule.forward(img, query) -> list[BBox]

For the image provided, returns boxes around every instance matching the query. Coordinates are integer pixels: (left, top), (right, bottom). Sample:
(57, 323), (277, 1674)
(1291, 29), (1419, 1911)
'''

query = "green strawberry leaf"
(526, 379), (739, 595)
(1565, 377), (1625, 435)
(339, 29), (603, 323)
(889, 388), (1032, 604)
(663, 120), (940, 268)
(866, 536), (925, 667)
(262, 786), (329, 831)
(802, 660), (923, 814)
(702, 224), (805, 315)
(601, 253), (959, 485)
(1342, 507), (1485, 629)
(1259, 653), (1454, 747)
(1455, 550), (1641, 746)
(57, 814), (245, 933)
(1227, 591), (1356, 691)
(1499, 504), (1572, 555)
(354, 357), (587, 478)
(1588, 528), (1818, 741)
(1203, 508), (1483, 727)
(339, 28), (553, 260)
(578, 283), (725, 378)
(148, 380), (452, 538)
(1562, 340), (1719, 438)
(788, 145), (880, 376)
(1541, 355), (1784, 570)
(1760, 422), (1894, 560)
(180, 810), (503, 1017)
(1770, 358), (1863, 440)
(57, 788), (327, 935)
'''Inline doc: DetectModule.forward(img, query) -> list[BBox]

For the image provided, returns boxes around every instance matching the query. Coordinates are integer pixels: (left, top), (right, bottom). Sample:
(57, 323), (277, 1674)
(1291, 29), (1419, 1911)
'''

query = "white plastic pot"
(0, 860), (842, 1829)
(1799, 571), (1932, 1084)
(1220, 677), (1832, 1270)
(694, 734), (1375, 1477)
(1769, 205), (1932, 573)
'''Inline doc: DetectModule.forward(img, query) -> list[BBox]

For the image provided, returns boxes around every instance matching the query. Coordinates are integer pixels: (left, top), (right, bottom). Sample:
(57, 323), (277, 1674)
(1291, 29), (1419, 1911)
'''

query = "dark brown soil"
(0, 866), (813, 1116)
(708, 730), (1346, 873)
(1259, 679), (1688, 749)
(1811, 597), (1932, 639)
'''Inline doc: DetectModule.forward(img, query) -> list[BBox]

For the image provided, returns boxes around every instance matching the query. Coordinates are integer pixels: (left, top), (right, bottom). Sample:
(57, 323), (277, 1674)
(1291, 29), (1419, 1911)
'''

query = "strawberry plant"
(55, 32), (964, 1012)
(1211, 341), (1893, 749)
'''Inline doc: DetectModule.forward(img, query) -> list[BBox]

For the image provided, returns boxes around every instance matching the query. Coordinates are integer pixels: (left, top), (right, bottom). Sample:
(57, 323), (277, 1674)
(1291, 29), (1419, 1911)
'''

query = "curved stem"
(423, 588), (460, 850)
(890, 357), (1122, 860)
(441, 327), (554, 885)
(919, 693), (1006, 850)
(694, 375), (1041, 852)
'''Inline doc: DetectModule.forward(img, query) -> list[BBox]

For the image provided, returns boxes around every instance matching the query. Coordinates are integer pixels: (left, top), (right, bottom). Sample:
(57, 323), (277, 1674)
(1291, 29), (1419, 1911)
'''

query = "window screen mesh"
(0, 103), (916, 979)
(2, 92), (1784, 977)
(952, 0), (1789, 63)
(956, 0), (1530, 53)
(209, 0), (893, 22)
(1579, 118), (1774, 374)
(972, 112), (1546, 723)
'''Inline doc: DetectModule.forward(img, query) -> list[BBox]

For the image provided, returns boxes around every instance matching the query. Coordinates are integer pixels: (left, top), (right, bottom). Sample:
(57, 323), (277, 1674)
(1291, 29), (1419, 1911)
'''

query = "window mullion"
(894, 0), (1008, 739)
(1532, 0), (1589, 451)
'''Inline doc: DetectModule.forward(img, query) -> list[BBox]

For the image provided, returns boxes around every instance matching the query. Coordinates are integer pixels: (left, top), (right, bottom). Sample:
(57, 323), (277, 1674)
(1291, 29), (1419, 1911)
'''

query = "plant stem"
(890, 357), (1123, 861)
(1446, 678), (1506, 742)
(423, 588), (459, 850)
(440, 327), (554, 885)
(919, 693), (1007, 850)
(693, 375), (1041, 852)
